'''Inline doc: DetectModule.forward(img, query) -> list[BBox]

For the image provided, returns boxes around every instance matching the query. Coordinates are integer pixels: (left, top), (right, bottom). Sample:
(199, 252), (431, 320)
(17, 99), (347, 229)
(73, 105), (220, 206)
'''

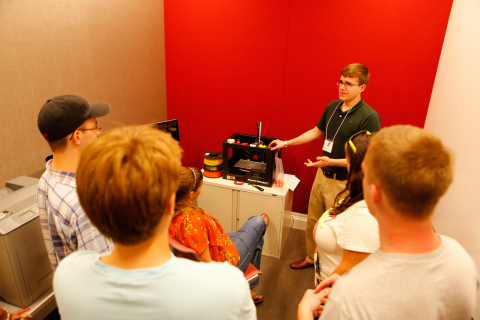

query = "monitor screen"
(142, 119), (180, 142)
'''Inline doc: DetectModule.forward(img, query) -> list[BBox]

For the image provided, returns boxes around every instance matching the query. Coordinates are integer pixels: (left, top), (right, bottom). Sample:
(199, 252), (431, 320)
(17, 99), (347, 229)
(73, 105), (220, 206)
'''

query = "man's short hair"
(47, 136), (69, 152)
(341, 63), (370, 85)
(365, 125), (453, 219)
(76, 126), (182, 245)
(46, 121), (90, 152)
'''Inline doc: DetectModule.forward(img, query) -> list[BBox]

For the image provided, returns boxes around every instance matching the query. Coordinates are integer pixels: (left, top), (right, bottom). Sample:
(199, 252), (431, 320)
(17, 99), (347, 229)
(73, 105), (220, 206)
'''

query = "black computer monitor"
(142, 119), (180, 142)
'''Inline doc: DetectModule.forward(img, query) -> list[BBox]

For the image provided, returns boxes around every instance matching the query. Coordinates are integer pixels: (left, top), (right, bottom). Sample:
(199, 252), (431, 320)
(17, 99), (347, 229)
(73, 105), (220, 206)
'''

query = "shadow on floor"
(255, 228), (314, 320)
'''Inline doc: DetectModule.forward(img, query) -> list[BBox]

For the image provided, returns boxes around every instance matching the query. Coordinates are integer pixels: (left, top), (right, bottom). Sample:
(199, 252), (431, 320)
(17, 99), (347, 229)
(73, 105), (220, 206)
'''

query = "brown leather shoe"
(290, 258), (314, 269)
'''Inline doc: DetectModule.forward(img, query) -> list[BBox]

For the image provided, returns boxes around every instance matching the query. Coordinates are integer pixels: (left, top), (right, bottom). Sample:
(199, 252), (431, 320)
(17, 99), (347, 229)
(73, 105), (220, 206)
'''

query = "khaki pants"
(305, 168), (347, 263)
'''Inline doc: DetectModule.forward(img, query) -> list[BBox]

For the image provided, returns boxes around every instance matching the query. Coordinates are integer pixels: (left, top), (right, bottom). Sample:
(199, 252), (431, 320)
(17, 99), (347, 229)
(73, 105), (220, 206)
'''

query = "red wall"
(164, 0), (453, 214)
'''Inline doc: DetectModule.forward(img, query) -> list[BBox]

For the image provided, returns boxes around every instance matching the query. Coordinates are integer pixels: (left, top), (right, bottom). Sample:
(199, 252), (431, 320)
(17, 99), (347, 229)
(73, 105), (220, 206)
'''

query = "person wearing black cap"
(36, 95), (113, 270)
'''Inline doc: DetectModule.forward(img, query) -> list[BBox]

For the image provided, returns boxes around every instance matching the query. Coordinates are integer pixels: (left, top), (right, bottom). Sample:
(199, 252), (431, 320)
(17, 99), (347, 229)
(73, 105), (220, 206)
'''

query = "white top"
(321, 235), (479, 319)
(54, 251), (256, 320)
(314, 200), (379, 280)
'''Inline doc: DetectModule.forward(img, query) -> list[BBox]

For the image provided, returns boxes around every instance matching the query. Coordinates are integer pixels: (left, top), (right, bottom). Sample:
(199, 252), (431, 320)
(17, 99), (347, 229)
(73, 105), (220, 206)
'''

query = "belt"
(321, 168), (348, 181)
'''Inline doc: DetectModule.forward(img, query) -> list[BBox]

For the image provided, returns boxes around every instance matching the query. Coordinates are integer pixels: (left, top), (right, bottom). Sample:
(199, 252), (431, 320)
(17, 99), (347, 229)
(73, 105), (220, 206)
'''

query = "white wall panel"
(425, 0), (480, 316)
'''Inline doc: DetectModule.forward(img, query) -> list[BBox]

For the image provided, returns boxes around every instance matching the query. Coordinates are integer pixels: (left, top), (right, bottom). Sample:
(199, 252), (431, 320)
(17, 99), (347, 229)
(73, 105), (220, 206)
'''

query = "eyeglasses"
(348, 130), (371, 153)
(69, 125), (102, 140)
(78, 125), (102, 134)
(336, 80), (362, 88)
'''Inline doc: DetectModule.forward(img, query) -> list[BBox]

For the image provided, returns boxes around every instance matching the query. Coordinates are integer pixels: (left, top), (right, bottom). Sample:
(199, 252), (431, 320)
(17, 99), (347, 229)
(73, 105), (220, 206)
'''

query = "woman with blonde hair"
(169, 167), (269, 304)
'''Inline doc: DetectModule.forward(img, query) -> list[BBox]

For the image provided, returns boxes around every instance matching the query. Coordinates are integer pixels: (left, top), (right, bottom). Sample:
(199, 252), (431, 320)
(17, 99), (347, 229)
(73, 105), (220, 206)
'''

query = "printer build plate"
(234, 159), (266, 172)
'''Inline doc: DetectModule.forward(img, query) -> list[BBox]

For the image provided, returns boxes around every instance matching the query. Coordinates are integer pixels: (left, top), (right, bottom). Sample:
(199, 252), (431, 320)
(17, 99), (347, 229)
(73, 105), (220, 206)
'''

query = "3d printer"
(222, 122), (281, 187)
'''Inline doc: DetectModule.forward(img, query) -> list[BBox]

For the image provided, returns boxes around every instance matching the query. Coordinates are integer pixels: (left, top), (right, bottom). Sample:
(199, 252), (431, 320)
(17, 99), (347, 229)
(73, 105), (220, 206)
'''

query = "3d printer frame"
(222, 133), (281, 187)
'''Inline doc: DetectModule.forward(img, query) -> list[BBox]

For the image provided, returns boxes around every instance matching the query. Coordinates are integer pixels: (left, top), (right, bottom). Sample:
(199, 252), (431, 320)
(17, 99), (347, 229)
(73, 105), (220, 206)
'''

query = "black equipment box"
(222, 133), (281, 187)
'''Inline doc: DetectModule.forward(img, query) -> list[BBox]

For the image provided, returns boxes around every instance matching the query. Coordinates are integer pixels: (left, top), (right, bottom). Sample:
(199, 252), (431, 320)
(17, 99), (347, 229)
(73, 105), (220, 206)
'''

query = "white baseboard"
(288, 212), (307, 230)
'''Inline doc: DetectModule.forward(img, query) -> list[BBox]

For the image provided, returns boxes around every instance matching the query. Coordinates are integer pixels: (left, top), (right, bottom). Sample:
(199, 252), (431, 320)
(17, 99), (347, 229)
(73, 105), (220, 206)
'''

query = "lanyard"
(325, 102), (352, 142)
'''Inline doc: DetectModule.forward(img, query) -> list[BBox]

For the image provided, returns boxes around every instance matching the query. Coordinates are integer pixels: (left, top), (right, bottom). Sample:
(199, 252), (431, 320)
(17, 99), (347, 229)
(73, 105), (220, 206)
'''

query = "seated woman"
(169, 167), (268, 304)
(314, 131), (380, 284)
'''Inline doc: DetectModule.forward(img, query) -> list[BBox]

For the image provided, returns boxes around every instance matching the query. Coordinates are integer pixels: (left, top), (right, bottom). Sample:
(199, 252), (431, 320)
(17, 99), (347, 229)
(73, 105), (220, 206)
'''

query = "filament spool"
(203, 170), (222, 178)
(203, 164), (223, 172)
(203, 152), (223, 178)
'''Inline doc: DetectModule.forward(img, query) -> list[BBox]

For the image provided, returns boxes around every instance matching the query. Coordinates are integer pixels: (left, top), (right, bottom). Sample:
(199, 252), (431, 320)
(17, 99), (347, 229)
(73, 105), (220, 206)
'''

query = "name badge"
(323, 139), (334, 153)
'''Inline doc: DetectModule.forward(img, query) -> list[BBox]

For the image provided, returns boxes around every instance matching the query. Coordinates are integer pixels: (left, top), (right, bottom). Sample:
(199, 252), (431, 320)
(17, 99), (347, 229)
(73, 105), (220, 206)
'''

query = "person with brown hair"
(53, 126), (256, 319)
(170, 167), (268, 304)
(36, 95), (113, 270)
(313, 131), (379, 284)
(298, 125), (478, 320)
(269, 63), (381, 270)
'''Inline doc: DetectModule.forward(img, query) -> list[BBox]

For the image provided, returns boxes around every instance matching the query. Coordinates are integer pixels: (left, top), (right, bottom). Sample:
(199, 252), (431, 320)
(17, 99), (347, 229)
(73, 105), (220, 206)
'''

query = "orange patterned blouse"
(169, 211), (240, 266)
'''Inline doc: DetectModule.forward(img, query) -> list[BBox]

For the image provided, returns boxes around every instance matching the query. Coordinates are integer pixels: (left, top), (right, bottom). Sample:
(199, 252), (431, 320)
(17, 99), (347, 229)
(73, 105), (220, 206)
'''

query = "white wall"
(424, 0), (480, 316)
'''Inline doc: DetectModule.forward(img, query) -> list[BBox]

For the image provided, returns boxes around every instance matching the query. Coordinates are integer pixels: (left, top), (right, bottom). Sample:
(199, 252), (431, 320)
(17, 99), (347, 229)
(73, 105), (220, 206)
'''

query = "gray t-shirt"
(321, 235), (478, 320)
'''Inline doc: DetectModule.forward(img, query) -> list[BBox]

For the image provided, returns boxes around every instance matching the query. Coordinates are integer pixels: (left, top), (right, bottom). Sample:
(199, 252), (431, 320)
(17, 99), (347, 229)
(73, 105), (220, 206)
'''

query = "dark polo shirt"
(316, 99), (381, 175)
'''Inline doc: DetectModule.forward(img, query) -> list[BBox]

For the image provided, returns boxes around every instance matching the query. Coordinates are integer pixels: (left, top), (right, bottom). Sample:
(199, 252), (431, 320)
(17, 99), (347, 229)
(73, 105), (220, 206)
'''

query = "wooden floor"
(255, 228), (314, 320)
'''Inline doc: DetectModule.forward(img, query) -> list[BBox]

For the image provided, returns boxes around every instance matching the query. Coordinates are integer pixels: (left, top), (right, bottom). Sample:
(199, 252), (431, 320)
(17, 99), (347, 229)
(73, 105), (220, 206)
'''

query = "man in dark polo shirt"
(269, 63), (381, 269)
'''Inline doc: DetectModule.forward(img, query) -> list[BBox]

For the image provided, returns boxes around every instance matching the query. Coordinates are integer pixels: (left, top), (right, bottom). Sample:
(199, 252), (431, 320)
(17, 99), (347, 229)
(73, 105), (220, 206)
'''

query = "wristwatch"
(284, 140), (288, 147)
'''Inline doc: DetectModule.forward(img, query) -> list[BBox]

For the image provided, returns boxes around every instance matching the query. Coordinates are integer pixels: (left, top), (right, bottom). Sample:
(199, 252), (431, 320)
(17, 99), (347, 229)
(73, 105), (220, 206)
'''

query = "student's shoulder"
(57, 250), (98, 268)
(359, 100), (380, 115)
(440, 236), (476, 266)
(318, 100), (342, 119)
(176, 258), (245, 281)
(66, 249), (97, 259)
(441, 236), (468, 254)
(177, 256), (242, 272)
(40, 171), (78, 201)
(174, 210), (203, 219)
(329, 265), (378, 301)
(326, 100), (342, 109)
(345, 200), (368, 212)
(342, 201), (372, 220)
(54, 251), (98, 281)
(38, 169), (57, 192)
(172, 211), (206, 226)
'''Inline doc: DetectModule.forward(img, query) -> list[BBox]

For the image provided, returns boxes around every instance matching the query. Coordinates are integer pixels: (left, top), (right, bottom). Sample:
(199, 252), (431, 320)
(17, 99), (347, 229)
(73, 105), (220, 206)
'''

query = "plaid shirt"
(37, 160), (113, 270)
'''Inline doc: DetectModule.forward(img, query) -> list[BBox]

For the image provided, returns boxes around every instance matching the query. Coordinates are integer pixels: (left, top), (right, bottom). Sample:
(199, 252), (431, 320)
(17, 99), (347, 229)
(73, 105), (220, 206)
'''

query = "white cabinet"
(197, 176), (293, 258)
(196, 183), (234, 231)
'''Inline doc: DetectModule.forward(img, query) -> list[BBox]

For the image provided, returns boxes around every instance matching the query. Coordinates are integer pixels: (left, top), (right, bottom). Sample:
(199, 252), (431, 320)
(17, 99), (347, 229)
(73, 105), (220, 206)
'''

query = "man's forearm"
(288, 127), (323, 146)
(327, 158), (347, 167)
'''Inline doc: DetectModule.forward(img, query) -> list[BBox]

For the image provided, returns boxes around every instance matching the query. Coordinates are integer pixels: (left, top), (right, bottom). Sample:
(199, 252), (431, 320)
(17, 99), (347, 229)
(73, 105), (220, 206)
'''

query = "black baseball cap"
(38, 95), (111, 142)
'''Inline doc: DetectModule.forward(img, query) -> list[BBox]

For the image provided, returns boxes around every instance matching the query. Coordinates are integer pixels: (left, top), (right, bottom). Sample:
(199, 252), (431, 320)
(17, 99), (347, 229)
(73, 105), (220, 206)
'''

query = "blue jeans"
(228, 215), (266, 288)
